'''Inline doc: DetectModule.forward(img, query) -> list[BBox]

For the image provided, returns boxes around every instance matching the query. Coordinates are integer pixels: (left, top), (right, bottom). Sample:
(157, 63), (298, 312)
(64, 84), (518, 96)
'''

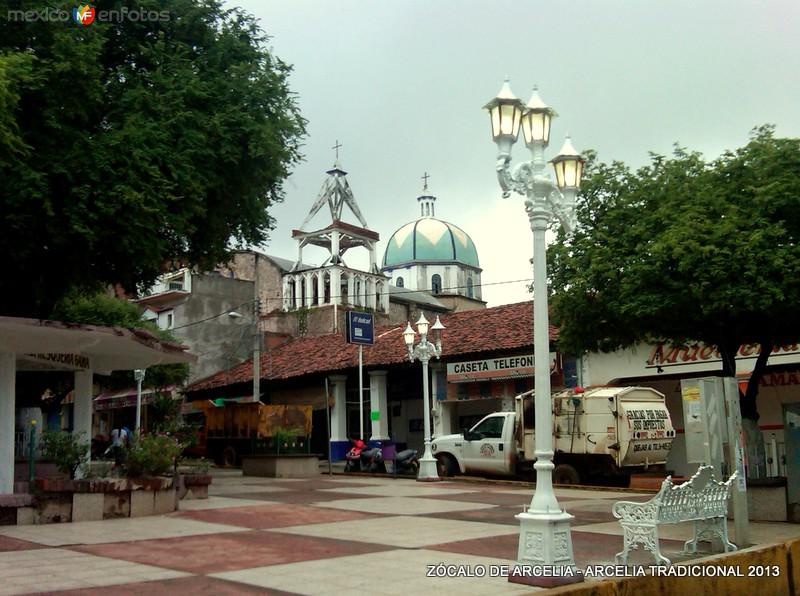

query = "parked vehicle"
(431, 386), (675, 484)
(344, 439), (387, 473)
(360, 446), (386, 473)
(344, 439), (366, 472)
(393, 448), (419, 475)
(195, 400), (312, 466)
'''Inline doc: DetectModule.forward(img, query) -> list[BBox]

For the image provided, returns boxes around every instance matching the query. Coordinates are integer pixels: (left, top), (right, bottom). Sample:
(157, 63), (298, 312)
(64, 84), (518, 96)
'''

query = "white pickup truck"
(431, 386), (675, 484)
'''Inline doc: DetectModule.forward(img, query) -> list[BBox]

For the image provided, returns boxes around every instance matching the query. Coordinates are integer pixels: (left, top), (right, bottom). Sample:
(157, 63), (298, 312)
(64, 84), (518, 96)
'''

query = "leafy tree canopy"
(51, 290), (189, 389)
(550, 126), (800, 420)
(0, 0), (306, 317)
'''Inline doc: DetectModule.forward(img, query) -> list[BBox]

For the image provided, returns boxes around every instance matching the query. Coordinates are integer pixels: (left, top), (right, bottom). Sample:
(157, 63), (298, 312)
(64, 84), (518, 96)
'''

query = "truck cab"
(432, 412), (517, 476)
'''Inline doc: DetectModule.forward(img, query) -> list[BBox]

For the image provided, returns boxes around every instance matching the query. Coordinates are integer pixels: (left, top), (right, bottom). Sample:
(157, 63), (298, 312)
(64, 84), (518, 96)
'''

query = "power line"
(155, 276), (534, 332)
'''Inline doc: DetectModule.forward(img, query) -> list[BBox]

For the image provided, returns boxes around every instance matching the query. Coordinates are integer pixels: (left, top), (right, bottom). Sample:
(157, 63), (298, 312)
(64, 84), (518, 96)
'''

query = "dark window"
(431, 274), (442, 294)
(470, 416), (505, 438)
(467, 277), (474, 298)
(396, 276), (404, 288)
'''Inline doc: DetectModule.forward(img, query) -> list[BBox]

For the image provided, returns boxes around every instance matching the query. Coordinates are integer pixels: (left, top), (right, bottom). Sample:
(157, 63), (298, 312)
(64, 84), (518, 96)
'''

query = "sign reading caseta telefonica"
(447, 355), (535, 376)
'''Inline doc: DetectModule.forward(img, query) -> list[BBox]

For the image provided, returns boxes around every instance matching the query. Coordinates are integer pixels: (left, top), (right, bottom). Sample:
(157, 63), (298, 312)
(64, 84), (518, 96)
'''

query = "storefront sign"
(24, 352), (90, 370)
(646, 341), (800, 370)
(446, 353), (555, 382)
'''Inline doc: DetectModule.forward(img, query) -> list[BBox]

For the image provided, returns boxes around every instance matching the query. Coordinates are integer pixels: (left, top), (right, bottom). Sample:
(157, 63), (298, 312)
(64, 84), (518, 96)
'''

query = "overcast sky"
(231, 0), (800, 307)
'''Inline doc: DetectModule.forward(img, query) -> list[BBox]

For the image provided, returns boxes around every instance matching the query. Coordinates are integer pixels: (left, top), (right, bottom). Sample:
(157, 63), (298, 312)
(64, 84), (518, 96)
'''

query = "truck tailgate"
(617, 400), (674, 467)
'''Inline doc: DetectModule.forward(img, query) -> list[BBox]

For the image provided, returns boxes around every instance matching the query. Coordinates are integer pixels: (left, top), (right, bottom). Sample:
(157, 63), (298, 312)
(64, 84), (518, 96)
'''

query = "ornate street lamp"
(484, 79), (585, 586)
(404, 314), (445, 481)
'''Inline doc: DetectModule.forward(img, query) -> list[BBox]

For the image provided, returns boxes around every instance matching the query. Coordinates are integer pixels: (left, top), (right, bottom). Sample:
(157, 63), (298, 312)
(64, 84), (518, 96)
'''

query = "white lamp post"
(484, 78), (585, 586)
(404, 314), (445, 481)
(134, 368), (146, 434)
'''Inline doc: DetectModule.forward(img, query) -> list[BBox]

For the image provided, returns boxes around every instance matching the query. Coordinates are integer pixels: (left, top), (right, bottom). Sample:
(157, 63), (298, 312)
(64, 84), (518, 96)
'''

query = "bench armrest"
(612, 499), (659, 521)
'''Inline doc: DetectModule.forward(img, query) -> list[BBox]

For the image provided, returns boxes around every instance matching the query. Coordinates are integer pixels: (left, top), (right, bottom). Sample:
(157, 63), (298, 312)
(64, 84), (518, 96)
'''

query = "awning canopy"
(94, 385), (179, 411)
(0, 317), (195, 374)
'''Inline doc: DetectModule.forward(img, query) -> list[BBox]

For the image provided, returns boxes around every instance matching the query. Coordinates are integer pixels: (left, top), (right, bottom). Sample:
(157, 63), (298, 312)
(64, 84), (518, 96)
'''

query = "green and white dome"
(383, 216), (480, 268)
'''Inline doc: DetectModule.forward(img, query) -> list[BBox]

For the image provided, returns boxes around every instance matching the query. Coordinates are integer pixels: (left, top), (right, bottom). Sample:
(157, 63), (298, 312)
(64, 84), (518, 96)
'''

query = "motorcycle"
(344, 439), (387, 473)
(344, 439), (366, 472)
(393, 448), (419, 475)
(360, 445), (386, 473)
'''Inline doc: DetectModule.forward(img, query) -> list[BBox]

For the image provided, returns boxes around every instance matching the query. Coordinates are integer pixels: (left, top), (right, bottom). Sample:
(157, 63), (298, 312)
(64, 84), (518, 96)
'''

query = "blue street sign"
(346, 310), (374, 345)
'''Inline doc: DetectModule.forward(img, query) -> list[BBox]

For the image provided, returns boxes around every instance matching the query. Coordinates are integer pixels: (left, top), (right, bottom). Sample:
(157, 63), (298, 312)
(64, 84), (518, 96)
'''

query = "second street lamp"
(484, 78), (585, 586)
(404, 314), (445, 481)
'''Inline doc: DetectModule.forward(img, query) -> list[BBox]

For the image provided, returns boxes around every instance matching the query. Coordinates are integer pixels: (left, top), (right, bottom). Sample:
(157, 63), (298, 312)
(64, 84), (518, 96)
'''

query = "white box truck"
(431, 386), (675, 484)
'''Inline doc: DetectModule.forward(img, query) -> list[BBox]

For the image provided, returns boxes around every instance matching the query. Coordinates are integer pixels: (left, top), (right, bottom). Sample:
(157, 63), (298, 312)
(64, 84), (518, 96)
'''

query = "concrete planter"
(22, 476), (177, 525)
(242, 454), (319, 478)
(176, 473), (212, 501)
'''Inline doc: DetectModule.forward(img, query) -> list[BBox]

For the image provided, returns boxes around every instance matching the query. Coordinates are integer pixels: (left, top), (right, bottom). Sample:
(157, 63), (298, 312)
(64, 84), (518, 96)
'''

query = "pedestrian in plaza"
(109, 426), (130, 466)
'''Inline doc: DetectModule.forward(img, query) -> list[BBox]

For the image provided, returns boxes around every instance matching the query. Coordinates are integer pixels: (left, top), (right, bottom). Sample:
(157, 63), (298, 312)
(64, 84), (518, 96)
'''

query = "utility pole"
(253, 253), (261, 402)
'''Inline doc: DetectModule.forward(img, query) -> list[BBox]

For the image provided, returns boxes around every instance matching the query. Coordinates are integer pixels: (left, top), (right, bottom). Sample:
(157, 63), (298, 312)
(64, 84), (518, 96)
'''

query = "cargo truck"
(431, 386), (675, 484)
(193, 400), (313, 466)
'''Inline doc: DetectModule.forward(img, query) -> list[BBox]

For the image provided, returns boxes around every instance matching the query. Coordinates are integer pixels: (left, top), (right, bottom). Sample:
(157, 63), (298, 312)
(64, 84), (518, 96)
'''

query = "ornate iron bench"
(613, 465), (737, 565)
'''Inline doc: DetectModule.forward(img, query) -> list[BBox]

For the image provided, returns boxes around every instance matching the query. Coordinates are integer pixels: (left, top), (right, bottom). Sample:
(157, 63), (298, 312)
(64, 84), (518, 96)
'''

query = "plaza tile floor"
(0, 469), (798, 595)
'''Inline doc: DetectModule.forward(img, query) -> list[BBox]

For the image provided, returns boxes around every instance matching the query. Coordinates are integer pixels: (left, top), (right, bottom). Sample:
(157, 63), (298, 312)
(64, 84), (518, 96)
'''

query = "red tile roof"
(186, 301), (556, 393)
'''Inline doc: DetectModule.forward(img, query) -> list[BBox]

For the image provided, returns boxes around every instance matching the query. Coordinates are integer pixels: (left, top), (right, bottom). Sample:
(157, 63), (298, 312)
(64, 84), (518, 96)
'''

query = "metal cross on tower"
(421, 171), (430, 191)
(332, 140), (343, 163)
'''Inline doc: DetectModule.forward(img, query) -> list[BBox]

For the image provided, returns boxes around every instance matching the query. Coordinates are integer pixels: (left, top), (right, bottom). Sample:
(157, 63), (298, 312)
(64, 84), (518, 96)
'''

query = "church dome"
(383, 216), (480, 268)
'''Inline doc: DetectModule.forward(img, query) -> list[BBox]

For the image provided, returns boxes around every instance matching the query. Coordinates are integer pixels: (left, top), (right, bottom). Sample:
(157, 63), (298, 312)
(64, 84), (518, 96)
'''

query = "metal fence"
(13, 429), (41, 461)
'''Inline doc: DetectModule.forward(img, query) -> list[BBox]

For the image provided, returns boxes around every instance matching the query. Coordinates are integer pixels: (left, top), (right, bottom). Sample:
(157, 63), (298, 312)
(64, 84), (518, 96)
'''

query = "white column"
(347, 276), (355, 307)
(318, 272), (326, 305)
(430, 364), (445, 437)
(293, 276), (302, 309)
(0, 352), (16, 494)
(369, 370), (389, 441)
(381, 282), (390, 312)
(304, 272), (314, 307)
(73, 368), (94, 469)
(438, 401), (454, 436)
(331, 230), (340, 264)
(367, 278), (377, 310)
(329, 375), (348, 441)
(331, 269), (342, 305)
(368, 241), (377, 272)
(282, 277), (292, 310)
(297, 240), (304, 266)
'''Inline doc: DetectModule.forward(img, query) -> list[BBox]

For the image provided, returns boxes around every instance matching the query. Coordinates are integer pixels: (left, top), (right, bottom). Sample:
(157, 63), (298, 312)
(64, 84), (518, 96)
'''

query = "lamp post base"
(417, 455), (440, 482)
(507, 509), (583, 587)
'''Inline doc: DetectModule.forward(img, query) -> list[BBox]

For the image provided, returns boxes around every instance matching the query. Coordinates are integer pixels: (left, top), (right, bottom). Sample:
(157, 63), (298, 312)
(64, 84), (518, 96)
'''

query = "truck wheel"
(223, 446), (237, 467)
(553, 464), (580, 485)
(436, 454), (458, 477)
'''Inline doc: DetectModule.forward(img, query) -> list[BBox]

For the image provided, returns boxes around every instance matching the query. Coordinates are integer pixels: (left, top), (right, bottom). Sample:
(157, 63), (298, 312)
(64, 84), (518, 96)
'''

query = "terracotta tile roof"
(186, 301), (556, 393)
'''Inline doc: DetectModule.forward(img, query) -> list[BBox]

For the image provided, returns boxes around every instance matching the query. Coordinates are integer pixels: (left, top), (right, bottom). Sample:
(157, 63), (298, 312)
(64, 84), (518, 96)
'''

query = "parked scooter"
(344, 439), (366, 472)
(393, 449), (419, 475)
(360, 445), (386, 473)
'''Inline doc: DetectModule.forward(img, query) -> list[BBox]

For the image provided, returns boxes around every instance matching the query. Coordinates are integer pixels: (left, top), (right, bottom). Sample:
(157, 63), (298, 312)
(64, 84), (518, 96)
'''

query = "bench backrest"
(656, 465), (736, 523)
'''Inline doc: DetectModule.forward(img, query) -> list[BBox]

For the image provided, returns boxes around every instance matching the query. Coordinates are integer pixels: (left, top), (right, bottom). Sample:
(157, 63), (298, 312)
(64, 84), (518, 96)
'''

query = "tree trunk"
(718, 338), (770, 478)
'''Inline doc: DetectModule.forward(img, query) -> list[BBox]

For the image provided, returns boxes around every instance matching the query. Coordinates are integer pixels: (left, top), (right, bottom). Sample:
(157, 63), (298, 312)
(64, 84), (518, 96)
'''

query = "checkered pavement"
(0, 469), (796, 595)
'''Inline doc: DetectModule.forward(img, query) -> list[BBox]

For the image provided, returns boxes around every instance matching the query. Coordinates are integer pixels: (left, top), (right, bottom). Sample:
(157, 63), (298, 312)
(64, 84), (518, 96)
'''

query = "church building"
(381, 178), (485, 313)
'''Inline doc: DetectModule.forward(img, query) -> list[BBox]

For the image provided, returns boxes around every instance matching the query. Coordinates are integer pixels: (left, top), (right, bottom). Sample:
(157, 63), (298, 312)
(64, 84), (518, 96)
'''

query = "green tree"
(51, 290), (189, 389)
(0, 0), (305, 317)
(550, 127), (800, 463)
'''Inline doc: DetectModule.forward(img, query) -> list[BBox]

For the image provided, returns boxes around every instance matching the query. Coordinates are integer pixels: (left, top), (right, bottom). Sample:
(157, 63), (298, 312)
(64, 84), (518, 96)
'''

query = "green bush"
(125, 434), (184, 477)
(271, 427), (303, 454)
(40, 431), (90, 479)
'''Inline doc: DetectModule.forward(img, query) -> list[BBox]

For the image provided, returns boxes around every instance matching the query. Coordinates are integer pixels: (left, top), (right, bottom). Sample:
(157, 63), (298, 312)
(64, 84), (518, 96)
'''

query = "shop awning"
(94, 385), (177, 411)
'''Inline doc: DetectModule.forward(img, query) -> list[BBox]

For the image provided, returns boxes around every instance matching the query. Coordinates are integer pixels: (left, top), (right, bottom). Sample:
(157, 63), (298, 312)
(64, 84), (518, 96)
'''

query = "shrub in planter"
(271, 427), (305, 454)
(40, 431), (90, 479)
(125, 434), (184, 477)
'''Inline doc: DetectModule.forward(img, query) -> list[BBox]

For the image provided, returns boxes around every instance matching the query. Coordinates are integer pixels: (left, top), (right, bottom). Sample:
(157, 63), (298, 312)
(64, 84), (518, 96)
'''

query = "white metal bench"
(612, 465), (737, 565)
